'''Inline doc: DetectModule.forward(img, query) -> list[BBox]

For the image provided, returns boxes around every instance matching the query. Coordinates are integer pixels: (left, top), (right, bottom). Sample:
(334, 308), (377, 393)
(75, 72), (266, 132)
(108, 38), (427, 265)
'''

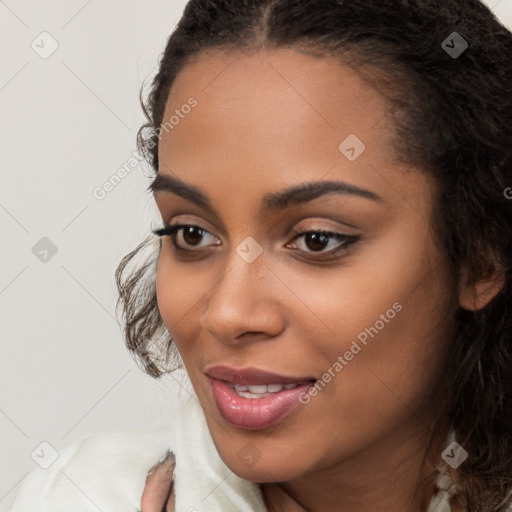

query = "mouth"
(204, 365), (317, 430)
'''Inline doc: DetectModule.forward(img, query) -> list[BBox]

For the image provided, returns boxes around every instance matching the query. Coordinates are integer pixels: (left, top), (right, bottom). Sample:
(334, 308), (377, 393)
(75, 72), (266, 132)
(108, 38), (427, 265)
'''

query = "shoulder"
(8, 422), (175, 512)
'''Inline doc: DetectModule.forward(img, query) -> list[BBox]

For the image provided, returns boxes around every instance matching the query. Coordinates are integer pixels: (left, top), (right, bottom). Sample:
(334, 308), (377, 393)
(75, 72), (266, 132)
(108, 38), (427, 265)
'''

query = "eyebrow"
(148, 172), (384, 214)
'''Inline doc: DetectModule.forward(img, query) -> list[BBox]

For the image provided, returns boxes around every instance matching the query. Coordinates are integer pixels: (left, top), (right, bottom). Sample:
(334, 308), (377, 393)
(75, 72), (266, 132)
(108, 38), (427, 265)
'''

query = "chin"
(231, 464), (302, 484)
(216, 444), (308, 483)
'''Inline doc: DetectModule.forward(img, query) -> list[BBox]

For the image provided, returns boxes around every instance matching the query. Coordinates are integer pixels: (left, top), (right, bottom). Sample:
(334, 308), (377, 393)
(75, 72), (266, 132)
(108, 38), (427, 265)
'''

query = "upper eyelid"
(153, 192), (368, 233)
(160, 209), (361, 232)
(158, 215), (221, 237)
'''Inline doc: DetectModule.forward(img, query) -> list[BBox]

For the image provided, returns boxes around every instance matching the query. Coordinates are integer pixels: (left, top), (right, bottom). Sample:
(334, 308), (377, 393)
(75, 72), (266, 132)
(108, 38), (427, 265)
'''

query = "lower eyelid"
(288, 233), (359, 252)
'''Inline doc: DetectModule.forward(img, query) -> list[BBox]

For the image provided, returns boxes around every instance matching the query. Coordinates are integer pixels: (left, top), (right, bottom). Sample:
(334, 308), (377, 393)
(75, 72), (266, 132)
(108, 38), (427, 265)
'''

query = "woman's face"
(153, 48), (457, 483)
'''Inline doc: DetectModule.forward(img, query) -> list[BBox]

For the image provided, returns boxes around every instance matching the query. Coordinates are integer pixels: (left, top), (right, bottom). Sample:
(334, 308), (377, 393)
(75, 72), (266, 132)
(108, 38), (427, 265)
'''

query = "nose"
(201, 248), (285, 345)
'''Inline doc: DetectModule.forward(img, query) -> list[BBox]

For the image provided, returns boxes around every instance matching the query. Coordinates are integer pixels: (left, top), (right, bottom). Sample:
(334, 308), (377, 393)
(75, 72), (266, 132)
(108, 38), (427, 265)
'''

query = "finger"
(140, 451), (176, 512)
(164, 477), (176, 512)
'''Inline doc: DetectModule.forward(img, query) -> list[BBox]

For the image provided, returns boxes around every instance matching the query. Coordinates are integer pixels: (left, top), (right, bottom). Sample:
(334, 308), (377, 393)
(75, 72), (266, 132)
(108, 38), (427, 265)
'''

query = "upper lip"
(204, 365), (316, 385)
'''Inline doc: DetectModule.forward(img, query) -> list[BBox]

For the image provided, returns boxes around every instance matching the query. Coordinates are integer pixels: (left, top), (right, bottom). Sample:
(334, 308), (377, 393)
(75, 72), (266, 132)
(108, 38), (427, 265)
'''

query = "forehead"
(157, 47), (417, 207)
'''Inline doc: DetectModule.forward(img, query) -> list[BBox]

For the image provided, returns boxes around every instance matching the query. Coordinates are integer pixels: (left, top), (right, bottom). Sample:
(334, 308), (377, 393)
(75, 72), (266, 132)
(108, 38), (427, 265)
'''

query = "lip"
(204, 365), (316, 385)
(208, 377), (315, 430)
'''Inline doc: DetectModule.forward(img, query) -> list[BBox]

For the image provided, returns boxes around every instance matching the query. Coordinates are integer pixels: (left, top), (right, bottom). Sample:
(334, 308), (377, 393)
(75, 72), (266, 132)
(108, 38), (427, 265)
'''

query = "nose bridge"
(202, 242), (281, 339)
(213, 242), (270, 308)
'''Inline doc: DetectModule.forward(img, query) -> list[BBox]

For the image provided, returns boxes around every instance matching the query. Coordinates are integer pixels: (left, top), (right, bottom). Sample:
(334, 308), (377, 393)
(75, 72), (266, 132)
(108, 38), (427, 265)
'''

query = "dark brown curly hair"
(114, 0), (512, 510)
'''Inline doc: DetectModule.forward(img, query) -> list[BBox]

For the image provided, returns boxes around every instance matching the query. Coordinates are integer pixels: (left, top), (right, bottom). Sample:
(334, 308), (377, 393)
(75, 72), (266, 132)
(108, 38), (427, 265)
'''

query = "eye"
(153, 223), (360, 259)
(287, 229), (360, 258)
(152, 223), (220, 252)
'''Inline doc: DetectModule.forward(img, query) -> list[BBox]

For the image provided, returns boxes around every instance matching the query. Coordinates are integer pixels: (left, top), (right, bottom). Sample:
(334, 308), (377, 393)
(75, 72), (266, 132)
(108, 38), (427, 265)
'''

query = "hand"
(140, 450), (176, 512)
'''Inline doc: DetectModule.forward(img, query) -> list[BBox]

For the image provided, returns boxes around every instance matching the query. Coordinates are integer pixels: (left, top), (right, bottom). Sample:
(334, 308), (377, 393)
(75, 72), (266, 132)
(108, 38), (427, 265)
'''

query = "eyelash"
(152, 223), (360, 259)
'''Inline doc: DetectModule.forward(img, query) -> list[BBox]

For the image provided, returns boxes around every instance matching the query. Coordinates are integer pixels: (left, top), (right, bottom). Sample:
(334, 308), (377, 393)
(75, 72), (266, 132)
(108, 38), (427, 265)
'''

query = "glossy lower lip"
(209, 377), (314, 430)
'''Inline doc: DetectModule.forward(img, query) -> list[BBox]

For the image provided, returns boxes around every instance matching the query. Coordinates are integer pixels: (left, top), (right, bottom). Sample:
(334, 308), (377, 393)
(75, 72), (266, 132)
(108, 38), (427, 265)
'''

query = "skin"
(143, 48), (504, 512)
(141, 453), (175, 512)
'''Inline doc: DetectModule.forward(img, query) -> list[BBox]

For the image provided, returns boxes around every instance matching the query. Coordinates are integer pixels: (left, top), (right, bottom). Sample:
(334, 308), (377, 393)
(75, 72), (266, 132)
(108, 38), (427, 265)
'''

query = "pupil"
(183, 226), (202, 245)
(306, 233), (328, 251)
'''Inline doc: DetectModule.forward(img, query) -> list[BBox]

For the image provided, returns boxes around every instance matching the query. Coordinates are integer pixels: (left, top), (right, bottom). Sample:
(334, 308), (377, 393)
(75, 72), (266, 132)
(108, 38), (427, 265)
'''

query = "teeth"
(247, 384), (268, 393)
(237, 391), (272, 398)
(227, 382), (301, 397)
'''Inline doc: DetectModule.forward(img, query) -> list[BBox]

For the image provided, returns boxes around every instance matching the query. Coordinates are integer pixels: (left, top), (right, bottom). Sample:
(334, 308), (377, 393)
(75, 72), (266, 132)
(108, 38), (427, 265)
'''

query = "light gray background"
(1, 0), (511, 510)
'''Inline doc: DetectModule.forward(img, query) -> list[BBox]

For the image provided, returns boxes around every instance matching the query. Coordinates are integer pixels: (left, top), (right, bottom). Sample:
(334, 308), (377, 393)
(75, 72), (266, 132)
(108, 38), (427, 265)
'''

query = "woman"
(8, 0), (512, 511)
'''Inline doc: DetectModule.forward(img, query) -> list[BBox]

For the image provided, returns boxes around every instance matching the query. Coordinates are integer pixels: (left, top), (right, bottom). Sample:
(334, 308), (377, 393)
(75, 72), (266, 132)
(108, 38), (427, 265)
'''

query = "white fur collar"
(7, 396), (455, 512)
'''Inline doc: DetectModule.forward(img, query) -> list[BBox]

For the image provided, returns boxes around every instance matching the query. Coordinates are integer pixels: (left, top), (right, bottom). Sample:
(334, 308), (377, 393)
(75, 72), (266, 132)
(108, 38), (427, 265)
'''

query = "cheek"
(155, 246), (199, 341)
(155, 245), (220, 368)
(155, 248), (175, 324)
(315, 273), (451, 430)
(284, 227), (453, 394)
